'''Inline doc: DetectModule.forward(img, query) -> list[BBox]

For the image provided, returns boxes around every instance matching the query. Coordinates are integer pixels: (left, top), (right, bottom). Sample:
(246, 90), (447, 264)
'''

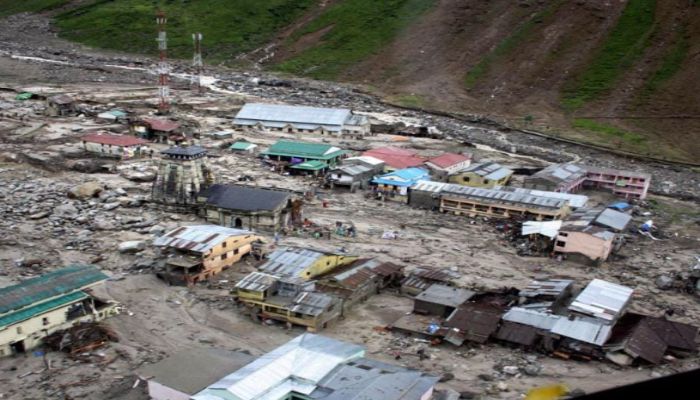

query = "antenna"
(156, 11), (170, 114)
(192, 32), (204, 93)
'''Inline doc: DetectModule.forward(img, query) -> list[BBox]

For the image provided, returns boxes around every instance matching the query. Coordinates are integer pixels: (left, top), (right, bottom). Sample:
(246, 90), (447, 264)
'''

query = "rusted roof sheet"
(82, 132), (148, 147)
(154, 225), (253, 254)
(144, 118), (181, 132)
(370, 261), (404, 277)
(414, 284), (475, 308)
(235, 272), (279, 292)
(494, 321), (539, 346)
(288, 291), (336, 317)
(316, 259), (379, 290)
(569, 279), (633, 322)
(444, 303), (503, 344)
(643, 316), (698, 352)
(412, 267), (458, 282)
(520, 279), (574, 298)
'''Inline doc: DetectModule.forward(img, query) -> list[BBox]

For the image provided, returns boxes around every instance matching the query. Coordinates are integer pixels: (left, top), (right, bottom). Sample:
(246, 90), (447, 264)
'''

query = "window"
(484, 179), (490, 185)
(234, 248), (239, 255)
(42, 317), (49, 326)
(463, 177), (470, 182)
(221, 253), (228, 260)
(222, 241), (227, 248)
(556, 241), (566, 248)
(16, 326), (23, 334)
(559, 232), (568, 237)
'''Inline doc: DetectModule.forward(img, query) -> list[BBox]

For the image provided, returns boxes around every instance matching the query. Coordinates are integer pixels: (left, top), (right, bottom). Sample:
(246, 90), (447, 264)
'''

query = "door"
(10, 340), (26, 354)
(234, 217), (243, 228)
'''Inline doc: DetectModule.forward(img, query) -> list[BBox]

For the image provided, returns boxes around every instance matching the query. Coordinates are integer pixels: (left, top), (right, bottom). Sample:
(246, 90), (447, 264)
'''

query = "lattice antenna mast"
(156, 11), (170, 114)
(192, 33), (204, 93)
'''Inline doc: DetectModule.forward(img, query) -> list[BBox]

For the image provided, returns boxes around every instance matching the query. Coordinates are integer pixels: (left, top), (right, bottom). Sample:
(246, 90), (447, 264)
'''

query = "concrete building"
(449, 162), (513, 188)
(0, 265), (118, 357)
(424, 152), (471, 181)
(554, 208), (631, 264)
(262, 140), (346, 168)
(197, 184), (299, 232)
(259, 247), (358, 281)
(583, 166), (651, 200)
(46, 94), (75, 117)
(131, 118), (183, 143)
(315, 259), (384, 312)
(151, 145), (215, 206)
(233, 103), (371, 138)
(229, 141), (258, 153)
(363, 147), (425, 172)
(523, 164), (587, 193)
(137, 349), (255, 400)
(192, 333), (438, 400)
(81, 132), (149, 159)
(154, 225), (263, 286)
(371, 167), (430, 202)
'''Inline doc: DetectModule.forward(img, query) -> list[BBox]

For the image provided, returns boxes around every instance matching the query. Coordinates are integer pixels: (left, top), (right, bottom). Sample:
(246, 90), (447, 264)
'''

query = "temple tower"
(152, 145), (214, 206)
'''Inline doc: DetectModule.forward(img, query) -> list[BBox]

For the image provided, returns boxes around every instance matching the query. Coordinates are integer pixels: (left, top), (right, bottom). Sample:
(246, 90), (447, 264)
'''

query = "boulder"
(655, 275), (675, 290)
(103, 202), (120, 211)
(53, 203), (79, 219)
(67, 181), (103, 199)
(118, 241), (146, 253)
(120, 169), (156, 182)
(92, 218), (116, 231)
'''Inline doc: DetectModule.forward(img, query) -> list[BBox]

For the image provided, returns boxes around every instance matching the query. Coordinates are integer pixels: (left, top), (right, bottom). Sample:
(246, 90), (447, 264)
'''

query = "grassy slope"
(0, 0), (68, 17)
(53, 0), (314, 62)
(275, 0), (435, 80)
(644, 25), (689, 95)
(563, 0), (657, 109)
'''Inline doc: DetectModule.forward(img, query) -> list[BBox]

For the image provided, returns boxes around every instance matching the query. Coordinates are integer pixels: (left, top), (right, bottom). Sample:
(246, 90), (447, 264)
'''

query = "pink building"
(583, 166), (651, 200)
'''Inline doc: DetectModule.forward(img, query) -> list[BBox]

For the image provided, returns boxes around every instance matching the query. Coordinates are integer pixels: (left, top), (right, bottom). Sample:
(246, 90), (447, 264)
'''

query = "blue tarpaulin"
(608, 202), (630, 211)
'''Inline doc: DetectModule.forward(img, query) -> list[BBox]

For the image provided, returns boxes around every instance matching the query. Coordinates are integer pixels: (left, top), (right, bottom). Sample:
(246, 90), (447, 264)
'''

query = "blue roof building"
(372, 168), (429, 188)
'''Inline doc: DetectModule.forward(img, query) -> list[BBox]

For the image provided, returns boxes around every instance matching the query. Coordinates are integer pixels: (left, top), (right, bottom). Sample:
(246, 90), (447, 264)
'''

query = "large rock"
(120, 169), (156, 182)
(118, 241), (146, 253)
(67, 181), (103, 199)
(53, 203), (79, 219)
(655, 275), (675, 290)
(92, 218), (117, 231)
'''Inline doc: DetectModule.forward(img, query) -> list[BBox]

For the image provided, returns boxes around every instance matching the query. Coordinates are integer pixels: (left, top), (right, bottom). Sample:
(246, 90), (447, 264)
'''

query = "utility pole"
(192, 33), (204, 93)
(156, 11), (170, 114)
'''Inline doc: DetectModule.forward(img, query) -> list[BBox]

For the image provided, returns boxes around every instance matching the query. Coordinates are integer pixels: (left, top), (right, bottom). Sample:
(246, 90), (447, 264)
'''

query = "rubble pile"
(44, 323), (119, 357)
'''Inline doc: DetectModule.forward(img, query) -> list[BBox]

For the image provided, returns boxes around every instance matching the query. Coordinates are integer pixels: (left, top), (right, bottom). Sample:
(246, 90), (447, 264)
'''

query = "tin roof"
(82, 133), (148, 147)
(521, 220), (563, 239)
(530, 163), (586, 185)
(595, 208), (632, 231)
(458, 162), (513, 180)
(230, 141), (257, 150)
(501, 307), (561, 330)
(494, 321), (540, 346)
(234, 103), (353, 132)
(426, 153), (470, 169)
(154, 225), (254, 254)
(414, 284), (475, 308)
(0, 265), (107, 317)
(550, 316), (612, 346)
(289, 291), (337, 316)
(290, 160), (329, 170)
(259, 247), (349, 278)
(235, 272), (279, 292)
(363, 147), (424, 169)
(372, 168), (429, 187)
(199, 184), (291, 212)
(161, 145), (207, 157)
(0, 291), (88, 329)
(519, 279), (574, 298)
(193, 333), (365, 400)
(367, 261), (404, 277)
(444, 303), (503, 343)
(498, 187), (589, 208)
(440, 184), (568, 210)
(569, 279), (633, 322)
(144, 118), (181, 132)
(607, 314), (668, 364)
(343, 156), (385, 167)
(263, 140), (345, 160)
(410, 180), (447, 193)
(319, 259), (380, 290)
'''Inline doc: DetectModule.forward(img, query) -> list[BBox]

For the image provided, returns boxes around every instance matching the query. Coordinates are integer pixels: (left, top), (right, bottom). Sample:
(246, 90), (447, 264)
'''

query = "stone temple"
(152, 145), (215, 206)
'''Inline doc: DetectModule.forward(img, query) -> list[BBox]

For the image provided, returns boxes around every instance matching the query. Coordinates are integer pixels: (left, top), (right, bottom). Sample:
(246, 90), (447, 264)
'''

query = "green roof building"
(0, 265), (119, 357)
(262, 140), (346, 166)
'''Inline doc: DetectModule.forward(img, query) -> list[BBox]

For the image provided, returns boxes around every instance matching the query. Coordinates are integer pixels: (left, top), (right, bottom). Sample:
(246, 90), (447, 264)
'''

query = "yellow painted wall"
(237, 288), (266, 301)
(201, 234), (262, 271)
(449, 172), (511, 188)
(298, 254), (358, 280)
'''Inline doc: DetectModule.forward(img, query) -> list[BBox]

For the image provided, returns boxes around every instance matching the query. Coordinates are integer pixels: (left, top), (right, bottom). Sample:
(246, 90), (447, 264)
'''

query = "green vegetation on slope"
(645, 26), (689, 94)
(563, 0), (656, 109)
(0, 0), (67, 17)
(275, 0), (435, 80)
(464, 1), (564, 89)
(54, 0), (314, 62)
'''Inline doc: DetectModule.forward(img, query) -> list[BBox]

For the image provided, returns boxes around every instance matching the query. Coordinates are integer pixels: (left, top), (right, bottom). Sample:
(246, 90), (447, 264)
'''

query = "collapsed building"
(400, 267), (461, 296)
(0, 265), (119, 357)
(191, 333), (438, 400)
(46, 94), (76, 117)
(553, 208), (632, 264)
(154, 225), (264, 286)
(326, 157), (385, 191)
(233, 103), (371, 138)
(130, 117), (184, 143)
(151, 145), (215, 206)
(197, 184), (301, 232)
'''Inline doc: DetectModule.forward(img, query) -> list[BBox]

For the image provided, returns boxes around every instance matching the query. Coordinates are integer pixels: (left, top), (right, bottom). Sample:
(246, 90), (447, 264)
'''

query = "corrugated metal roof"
(343, 156), (385, 167)
(235, 272), (279, 292)
(363, 148), (425, 169)
(290, 160), (329, 170)
(263, 140), (345, 159)
(410, 180), (447, 193)
(0, 265), (107, 316)
(193, 333), (365, 400)
(234, 103), (352, 131)
(0, 291), (88, 328)
(441, 184), (568, 210)
(368, 261), (404, 277)
(569, 279), (633, 322)
(551, 317), (612, 346)
(144, 118), (181, 132)
(289, 291), (336, 316)
(230, 141), (257, 150)
(444, 303), (503, 343)
(519, 279), (573, 298)
(501, 307), (561, 330)
(494, 321), (539, 346)
(531, 163), (586, 185)
(521, 220), (563, 238)
(82, 133), (148, 147)
(161, 146), (207, 157)
(414, 284), (475, 308)
(154, 225), (253, 254)
(499, 187), (588, 208)
(372, 168), (429, 187)
(330, 164), (373, 176)
(595, 208), (632, 231)
(458, 162), (513, 180)
(259, 247), (346, 278)
(426, 153), (470, 169)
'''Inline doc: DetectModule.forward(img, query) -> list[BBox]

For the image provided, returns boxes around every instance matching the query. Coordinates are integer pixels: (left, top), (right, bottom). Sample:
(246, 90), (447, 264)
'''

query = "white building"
(82, 132), (149, 159)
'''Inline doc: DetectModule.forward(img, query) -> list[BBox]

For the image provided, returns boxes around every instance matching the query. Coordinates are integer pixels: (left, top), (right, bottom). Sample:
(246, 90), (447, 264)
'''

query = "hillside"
(2, 0), (698, 163)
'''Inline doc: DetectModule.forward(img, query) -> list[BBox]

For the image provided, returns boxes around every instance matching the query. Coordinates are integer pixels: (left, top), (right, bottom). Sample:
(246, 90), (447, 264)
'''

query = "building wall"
(146, 380), (190, 400)
(83, 142), (143, 158)
(413, 300), (449, 317)
(449, 172), (510, 188)
(300, 255), (359, 280)
(0, 301), (117, 357)
(199, 234), (261, 272)
(440, 195), (569, 220)
(554, 231), (613, 262)
(204, 207), (286, 233)
(408, 190), (440, 210)
(427, 160), (471, 175)
(152, 158), (214, 205)
(522, 177), (560, 192)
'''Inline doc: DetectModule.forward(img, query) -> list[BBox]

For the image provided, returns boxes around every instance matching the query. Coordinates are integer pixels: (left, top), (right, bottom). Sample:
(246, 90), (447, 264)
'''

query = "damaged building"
(554, 208), (632, 264)
(0, 265), (119, 357)
(151, 145), (215, 206)
(154, 225), (264, 286)
(449, 161), (513, 188)
(130, 117), (184, 143)
(233, 103), (371, 138)
(424, 152), (472, 181)
(191, 333), (438, 400)
(196, 184), (300, 232)
(400, 267), (461, 296)
(46, 94), (76, 117)
(326, 157), (385, 191)
(258, 247), (358, 281)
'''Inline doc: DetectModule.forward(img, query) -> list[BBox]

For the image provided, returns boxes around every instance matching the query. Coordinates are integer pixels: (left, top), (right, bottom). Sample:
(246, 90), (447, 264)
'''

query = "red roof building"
(143, 118), (181, 132)
(363, 147), (425, 170)
(425, 153), (471, 174)
(82, 133), (148, 147)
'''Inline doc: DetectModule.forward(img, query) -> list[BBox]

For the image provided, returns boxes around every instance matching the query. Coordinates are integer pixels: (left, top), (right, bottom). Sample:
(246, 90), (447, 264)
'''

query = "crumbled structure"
(138, 348), (255, 400)
(315, 259), (392, 312)
(413, 284), (475, 318)
(424, 152), (472, 181)
(326, 157), (385, 191)
(400, 267), (460, 296)
(439, 183), (571, 220)
(449, 161), (513, 188)
(46, 94), (75, 117)
(554, 208), (632, 264)
(0, 265), (119, 357)
(262, 140), (346, 170)
(154, 225), (263, 286)
(152, 145), (215, 206)
(131, 117), (183, 143)
(233, 103), (371, 137)
(525, 163), (651, 200)
(192, 333), (438, 400)
(523, 164), (587, 193)
(197, 184), (300, 232)
(258, 247), (358, 281)
(363, 147), (425, 172)
(81, 132), (149, 159)
(235, 272), (341, 331)
(371, 167), (430, 202)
